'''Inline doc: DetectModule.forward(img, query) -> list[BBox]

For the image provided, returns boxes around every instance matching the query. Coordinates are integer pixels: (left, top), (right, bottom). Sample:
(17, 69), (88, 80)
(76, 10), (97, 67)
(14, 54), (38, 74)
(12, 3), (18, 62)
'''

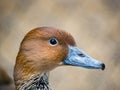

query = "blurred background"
(0, 0), (120, 90)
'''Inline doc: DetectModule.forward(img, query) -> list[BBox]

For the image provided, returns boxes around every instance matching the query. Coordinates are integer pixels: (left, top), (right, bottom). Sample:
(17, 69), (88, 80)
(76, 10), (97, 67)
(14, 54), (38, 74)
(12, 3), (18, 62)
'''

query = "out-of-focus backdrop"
(0, 0), (120, 90)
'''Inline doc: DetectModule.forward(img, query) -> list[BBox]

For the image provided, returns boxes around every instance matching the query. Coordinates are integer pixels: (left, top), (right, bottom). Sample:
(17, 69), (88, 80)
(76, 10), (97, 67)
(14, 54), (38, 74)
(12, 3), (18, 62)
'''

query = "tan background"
(0, 0), (120, 90)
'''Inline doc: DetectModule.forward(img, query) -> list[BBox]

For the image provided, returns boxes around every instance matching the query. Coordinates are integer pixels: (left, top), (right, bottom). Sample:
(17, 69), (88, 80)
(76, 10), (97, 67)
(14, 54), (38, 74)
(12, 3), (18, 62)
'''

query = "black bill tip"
(101, 63), (105, 70)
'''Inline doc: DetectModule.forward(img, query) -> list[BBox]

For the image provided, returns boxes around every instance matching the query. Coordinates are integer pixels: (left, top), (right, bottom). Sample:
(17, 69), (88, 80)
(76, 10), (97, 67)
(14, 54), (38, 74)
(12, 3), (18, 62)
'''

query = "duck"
(14, 27), (105, 90)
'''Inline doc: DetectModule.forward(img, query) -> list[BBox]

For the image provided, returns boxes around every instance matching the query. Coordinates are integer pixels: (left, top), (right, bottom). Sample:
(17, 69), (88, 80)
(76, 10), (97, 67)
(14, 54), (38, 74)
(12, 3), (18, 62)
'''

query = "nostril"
(101, 63), (105, 70)
(78, 53), (85, 57)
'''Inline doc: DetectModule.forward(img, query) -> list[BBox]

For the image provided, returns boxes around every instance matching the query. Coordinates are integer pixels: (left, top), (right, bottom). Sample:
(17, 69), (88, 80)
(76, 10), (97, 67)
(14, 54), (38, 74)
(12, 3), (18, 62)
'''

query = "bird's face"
(15, 27), (105, 80)
(19, 27), (75, 72)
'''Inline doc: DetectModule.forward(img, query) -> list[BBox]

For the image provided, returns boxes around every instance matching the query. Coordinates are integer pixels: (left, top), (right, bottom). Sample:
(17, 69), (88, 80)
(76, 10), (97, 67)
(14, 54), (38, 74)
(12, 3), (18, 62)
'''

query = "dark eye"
(49, 38), (58, 46)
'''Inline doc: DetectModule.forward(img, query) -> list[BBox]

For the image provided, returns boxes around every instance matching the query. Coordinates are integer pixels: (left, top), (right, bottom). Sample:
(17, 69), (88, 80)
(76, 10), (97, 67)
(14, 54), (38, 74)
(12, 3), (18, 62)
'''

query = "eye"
(49, 38), (58, 46)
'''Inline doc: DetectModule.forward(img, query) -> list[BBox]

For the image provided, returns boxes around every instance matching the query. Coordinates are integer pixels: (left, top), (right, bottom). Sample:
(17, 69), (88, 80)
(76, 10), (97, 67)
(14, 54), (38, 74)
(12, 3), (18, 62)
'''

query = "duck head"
(14, 27), (105, 89)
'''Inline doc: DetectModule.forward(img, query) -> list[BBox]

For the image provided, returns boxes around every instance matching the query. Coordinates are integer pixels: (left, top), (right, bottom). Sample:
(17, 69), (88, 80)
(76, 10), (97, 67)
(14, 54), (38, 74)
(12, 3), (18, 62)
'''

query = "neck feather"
(17, 72), (51, 90)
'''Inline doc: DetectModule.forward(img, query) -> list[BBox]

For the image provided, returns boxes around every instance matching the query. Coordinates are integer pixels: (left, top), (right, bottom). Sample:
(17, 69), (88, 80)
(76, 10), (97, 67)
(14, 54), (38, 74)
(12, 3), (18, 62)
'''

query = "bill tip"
(101, 63), (105, 70)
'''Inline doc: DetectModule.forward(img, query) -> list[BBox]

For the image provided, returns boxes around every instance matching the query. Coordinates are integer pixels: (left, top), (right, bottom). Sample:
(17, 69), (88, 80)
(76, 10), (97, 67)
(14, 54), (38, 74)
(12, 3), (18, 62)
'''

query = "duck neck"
(17, 72), (51, 90)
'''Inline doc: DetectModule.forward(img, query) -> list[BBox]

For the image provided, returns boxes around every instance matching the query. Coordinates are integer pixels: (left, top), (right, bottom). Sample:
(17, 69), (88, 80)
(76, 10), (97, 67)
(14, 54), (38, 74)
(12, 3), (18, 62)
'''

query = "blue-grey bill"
(63, 46), (105, 70)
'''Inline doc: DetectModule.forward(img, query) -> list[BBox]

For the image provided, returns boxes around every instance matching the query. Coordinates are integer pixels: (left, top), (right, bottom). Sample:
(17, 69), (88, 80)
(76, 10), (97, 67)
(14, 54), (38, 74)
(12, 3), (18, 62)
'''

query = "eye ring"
(49, 38), (58, 46)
